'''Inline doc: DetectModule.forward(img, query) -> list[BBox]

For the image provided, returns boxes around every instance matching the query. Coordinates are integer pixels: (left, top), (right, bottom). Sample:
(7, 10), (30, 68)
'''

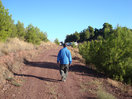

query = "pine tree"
(16, 21), (25, 40)
(0, 0), (13, 41)
(73, 31), (80, 42)
(25, 24), (41, 44)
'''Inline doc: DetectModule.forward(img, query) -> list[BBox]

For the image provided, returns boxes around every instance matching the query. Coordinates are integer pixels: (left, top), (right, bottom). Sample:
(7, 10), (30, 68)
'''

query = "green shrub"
(79, 27), (132, 84)
(54, 38), (60, 45)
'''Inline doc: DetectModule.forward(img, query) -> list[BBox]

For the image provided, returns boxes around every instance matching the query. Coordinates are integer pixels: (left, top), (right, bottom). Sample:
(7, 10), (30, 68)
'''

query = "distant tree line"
(0, 0), (48, 44)
(65, 23), (114, 43)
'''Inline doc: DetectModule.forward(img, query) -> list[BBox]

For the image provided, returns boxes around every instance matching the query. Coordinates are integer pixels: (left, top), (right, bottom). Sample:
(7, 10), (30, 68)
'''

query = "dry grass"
(0, 63), (14, 87)
(45, 82), (58, 99)
(80, 79), (117, 99)
(5, 60), (22, 73)
(40, 41), (56, 49)
(80, 79), (103, 94)
(6, 77), (21, 87)
(107, 78), (120, 88)
(68, 46), (84, 63)
(49, 86), (57, 95)
(6, 77), (23, 87)
(92, 79), (117, 99)
(0, 61), (23, 89)
(97, 88), (117, 99)
(107, 78), (132, 95)
(0, 38), (36, 56)
(80, 83), (87, 92)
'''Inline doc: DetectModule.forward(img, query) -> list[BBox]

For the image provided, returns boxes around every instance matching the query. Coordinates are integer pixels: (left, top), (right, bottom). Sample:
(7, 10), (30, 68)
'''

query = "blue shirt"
(57, 47), (72, 64)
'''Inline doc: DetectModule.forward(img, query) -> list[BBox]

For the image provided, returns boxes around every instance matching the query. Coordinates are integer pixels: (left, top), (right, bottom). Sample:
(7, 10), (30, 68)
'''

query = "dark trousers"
(59, 64), (69, 80)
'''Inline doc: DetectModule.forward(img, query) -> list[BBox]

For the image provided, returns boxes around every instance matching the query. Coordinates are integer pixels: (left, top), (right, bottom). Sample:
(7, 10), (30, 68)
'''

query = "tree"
(0, 0), (49, 43)
(102, 23), (113, 38)
(103, 23), (113, 30)
(16, 21), (25, 40)
(88, 26), (94, 38)
(10, 20), (17, 38)
(0, 0), (13, 41)
(73, 31), (80, 42)
(65, 35), (70, 42)
(65, 34), (73, 42)
(37, 31), (48, 42)
(79, 26), (132, 84)
(25, 24), (41, 44)
(54, 38), (59, 45)
(33, 27), (48, 42)
(84, 28), (90, 41)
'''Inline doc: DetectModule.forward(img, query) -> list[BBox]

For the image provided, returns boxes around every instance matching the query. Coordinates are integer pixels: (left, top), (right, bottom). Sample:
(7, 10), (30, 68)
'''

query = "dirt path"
(0, 46), (93, 99)
(1, 46), (131, 99)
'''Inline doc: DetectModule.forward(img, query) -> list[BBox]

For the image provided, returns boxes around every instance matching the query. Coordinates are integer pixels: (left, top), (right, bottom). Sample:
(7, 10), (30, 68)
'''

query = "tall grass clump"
(79, 27), (132, 84)
(97, 88), (117, 99)
(0, 38), (35, 56)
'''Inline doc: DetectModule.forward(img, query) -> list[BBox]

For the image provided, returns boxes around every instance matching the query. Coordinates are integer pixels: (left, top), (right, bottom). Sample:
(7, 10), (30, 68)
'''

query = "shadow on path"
(70, 64), (105, 78)
(14, 73), (60, 82)
(23, 59), (105, 78)
(50, 55), (57, 57)
(24, 58), (59, 70)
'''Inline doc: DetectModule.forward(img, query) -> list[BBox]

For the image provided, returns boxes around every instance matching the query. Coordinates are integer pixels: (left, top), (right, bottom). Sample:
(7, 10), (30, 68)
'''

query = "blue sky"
(2, 0), (132, 42)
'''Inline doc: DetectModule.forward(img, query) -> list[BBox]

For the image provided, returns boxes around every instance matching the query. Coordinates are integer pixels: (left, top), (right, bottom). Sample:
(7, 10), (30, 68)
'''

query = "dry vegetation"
(106, 78), (132, 97)
(97, 88), (117, 99)
(79, 79), (117, 99)
(68, 46), (84, 63)
(0, 38), (55, 90)
(0, 38), (36, 56)
(40, 41), (56, 49)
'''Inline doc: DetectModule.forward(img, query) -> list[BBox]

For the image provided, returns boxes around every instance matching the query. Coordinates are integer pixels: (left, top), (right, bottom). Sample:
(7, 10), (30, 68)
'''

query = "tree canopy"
(79, 26), (132, 84)
(0, 0), (48, 44)
(65, 23), (114, 43)
(0, 0), (13, 41)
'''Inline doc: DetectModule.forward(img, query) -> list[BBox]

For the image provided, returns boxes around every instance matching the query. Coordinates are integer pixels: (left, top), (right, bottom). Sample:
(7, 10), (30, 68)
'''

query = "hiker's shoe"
(62, 79), (66, 82)
(61, 78), (66, 82)
(63, 80), (66, 82)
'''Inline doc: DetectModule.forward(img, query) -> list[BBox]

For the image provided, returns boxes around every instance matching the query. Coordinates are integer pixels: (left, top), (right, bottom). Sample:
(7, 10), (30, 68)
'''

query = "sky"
(1, 0), (132, 42)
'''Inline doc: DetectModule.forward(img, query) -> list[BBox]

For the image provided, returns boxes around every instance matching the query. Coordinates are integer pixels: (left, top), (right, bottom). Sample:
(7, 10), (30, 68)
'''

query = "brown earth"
(0, 45), (132, 99)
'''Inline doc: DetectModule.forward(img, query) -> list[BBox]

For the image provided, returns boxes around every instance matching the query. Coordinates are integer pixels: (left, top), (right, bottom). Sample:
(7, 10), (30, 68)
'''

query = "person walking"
(57, 43), (72, 82)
